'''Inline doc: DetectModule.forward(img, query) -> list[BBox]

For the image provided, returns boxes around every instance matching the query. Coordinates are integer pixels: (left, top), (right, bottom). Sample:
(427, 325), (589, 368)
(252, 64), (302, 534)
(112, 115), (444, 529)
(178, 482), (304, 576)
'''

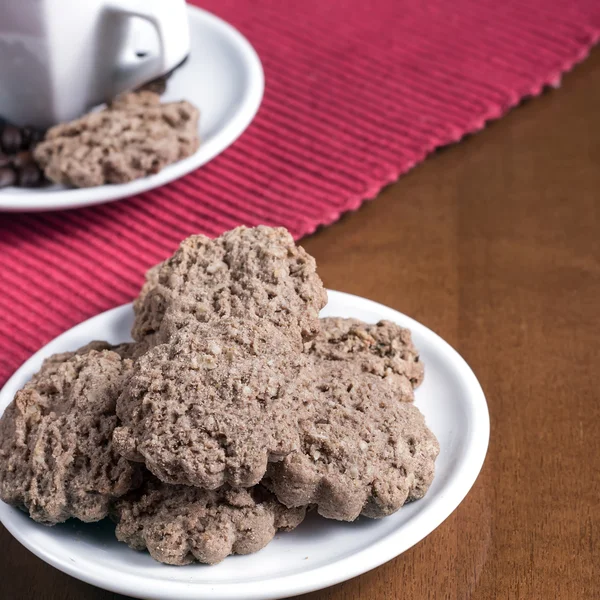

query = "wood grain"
(1, 47), (598, 600)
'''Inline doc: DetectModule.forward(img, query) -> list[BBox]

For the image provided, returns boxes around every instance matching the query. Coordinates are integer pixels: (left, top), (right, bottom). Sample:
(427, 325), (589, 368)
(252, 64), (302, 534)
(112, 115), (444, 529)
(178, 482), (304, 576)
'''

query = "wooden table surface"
(1, 48), (598, 600)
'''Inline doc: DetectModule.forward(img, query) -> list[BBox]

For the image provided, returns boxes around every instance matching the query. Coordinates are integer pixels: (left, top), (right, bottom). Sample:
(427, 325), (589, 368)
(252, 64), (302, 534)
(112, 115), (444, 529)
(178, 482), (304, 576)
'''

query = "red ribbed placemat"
(1, 0), (599, 384)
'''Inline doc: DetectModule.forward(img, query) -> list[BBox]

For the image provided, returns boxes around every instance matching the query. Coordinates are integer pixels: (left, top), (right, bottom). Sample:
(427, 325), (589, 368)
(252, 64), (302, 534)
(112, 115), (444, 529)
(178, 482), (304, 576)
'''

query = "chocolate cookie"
(306, 317), (424, 388)
(134, 262), (163, 315)
(114, 319), (309, 489)
(267, 361), (438, 522)
(0, 344), (140, 524)
(34, 91), (199, 188)
(113, 475), (305, 565)
(131, 226), (327, 345)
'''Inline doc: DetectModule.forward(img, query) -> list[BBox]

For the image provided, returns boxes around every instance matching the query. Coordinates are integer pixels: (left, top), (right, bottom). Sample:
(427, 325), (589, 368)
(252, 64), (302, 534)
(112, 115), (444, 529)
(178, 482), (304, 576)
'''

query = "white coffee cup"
(0, 0), (190, 128)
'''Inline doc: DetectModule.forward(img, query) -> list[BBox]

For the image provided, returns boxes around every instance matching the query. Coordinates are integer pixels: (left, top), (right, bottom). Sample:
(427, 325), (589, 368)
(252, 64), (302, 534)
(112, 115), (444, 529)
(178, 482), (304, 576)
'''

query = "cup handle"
(105, 0), (190, 96)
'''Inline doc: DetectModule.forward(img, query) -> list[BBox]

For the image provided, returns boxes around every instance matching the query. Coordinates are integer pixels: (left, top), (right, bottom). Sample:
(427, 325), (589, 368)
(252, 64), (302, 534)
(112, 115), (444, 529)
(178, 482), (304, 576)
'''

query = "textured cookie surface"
(306, 318), (424, 388)
(0, 344), (140, 524)
(114, 475), (305, 565)
(34, 91), (199, 188)
(268, 361), (438, 521)
(131, 226), (327, 345)
(114, 319), (309, 489)
(134, 262), (163, 315)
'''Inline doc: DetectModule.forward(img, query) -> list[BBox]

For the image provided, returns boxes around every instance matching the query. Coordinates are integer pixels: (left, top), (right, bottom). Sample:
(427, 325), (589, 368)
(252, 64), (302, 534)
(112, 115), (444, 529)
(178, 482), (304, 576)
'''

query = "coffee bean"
(29, 128), (45, 146)
(1, 125), (22, 154)
(0, 153), (10, 168)
(18, 163), (43, 187)
(21, 126), (45, 149)
(20, 126), (34, 149)
(0, 166), (17, 188)
(13, 150), (34, 169)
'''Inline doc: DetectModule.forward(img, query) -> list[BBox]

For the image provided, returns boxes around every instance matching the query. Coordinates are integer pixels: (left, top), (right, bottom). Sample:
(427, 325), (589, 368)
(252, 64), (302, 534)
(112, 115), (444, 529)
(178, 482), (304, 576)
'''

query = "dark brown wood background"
(1, 47), (598, 600)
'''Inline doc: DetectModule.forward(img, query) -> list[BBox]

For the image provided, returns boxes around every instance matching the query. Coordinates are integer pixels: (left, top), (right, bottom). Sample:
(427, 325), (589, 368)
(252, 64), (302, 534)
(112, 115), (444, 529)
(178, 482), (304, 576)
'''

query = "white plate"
(0, 6), (264, 212)
(0, 291), (489, 599)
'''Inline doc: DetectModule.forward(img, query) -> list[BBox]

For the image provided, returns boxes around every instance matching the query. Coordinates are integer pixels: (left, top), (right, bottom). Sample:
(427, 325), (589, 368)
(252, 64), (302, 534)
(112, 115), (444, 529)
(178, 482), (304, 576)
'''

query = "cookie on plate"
(306, 317), (424, 389)
(268, 360), (439, 522)
(34, 91), (199, 188)
(113, 475), (306, 565)
(134, 262), (163, 315)
(0, 343), (141, 524)
(131, 226), (327, 345)
(114, 319), (309, 489)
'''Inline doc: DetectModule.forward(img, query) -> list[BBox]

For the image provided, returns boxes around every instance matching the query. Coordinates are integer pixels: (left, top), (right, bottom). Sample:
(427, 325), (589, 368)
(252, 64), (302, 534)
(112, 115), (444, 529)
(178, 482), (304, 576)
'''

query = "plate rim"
(0, 5), (265, 212)
(0, 290), (490, 599)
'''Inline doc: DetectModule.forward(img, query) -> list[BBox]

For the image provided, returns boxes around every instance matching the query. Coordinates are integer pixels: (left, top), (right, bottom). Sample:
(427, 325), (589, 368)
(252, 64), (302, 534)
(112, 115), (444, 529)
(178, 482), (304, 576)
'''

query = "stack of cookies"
(0, 226), (439, 565)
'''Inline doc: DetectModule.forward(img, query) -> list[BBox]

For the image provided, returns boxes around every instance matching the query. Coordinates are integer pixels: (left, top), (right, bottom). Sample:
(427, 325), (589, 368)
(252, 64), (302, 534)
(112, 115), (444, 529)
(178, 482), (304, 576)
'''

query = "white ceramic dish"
(0, 291), (489, 600)
(0, 5), (264, 212)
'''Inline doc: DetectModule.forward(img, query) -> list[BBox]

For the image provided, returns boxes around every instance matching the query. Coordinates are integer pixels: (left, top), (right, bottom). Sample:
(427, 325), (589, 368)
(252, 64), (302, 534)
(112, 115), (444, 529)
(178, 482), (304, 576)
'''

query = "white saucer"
(0, 291), (489, 599)
(0, 6), (264, 212)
